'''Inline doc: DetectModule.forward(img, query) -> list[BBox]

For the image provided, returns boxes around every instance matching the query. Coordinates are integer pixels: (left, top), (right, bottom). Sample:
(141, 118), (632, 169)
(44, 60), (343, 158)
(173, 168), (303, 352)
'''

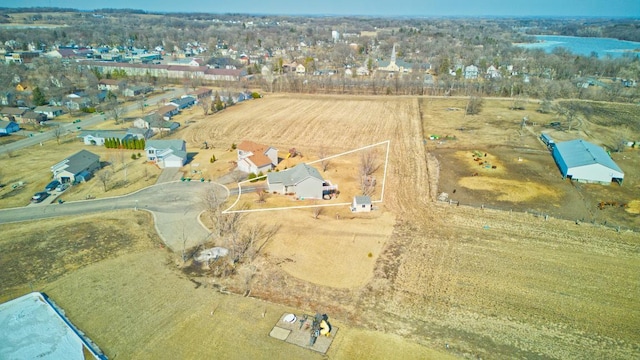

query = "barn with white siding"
(552, 139), (624, 185)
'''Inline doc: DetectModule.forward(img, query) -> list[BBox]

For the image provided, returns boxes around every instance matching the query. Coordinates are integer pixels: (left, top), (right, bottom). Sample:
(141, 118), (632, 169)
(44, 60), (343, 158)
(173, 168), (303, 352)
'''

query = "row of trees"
(104, 137), (145, 149)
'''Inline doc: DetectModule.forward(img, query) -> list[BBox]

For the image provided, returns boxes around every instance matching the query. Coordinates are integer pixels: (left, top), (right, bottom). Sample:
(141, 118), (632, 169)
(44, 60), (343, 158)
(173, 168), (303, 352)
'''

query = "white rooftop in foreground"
(0, 292), (106, 360)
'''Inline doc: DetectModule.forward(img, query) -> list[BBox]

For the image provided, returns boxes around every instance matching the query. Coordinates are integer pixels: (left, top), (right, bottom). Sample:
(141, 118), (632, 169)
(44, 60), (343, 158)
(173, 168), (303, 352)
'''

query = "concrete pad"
(270, 313), (338, 354)
(269, 326), (291, 341)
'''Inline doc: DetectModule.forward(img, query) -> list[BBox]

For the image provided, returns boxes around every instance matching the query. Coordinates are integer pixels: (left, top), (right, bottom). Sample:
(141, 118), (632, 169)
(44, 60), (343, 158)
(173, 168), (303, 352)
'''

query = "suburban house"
(356, 66), (370, 76)
(97, 79), (123, 91)
(152, 104), (180, 120)
(236, 140), (278, 174)
(145, 139), (187, 168)
(486, 65), (501, 79)
(51, 149), (101, 184)
(64, 93), (92, 111)
(283, 62), (298, 73)
(0, 92), (14, 106)
(296, 64), (306, 75)
(34, 106), (65, 119)
(122, 85), (153, 97)
(168, 96), (196, 110)
(464, 65), (479, 80)
(79, 129), (150, 146)
(266, 163), (325, 200)
(21, 111), (47, 125)
(0, 120), (20, 135)
(167, 58), (205, 67)
(133, 114), (180, 134)
(351, 195), (372, 212)
(552, 139), (624, 185)
(0, 107), (27, 121)
(189, 87), (212, 101)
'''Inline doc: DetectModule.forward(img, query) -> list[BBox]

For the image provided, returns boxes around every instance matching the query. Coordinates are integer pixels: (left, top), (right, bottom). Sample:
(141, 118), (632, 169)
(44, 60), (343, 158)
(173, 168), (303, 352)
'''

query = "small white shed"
(351, 195), (372, 212)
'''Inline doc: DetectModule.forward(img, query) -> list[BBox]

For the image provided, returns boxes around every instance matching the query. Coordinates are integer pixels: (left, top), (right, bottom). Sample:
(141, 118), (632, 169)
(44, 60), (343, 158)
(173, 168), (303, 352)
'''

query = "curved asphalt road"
(0, 181), (230, 252)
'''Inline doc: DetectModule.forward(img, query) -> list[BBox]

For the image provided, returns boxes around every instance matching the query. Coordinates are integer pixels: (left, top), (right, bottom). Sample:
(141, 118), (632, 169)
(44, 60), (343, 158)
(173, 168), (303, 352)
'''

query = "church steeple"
(390, 43), (397, 64)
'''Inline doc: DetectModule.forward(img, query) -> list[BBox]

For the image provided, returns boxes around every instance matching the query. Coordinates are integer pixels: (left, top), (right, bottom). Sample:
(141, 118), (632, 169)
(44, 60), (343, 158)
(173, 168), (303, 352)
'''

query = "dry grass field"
(423, 98), (640, 230)
(0, 211), (454, 360)
(1, 94), (639, 359)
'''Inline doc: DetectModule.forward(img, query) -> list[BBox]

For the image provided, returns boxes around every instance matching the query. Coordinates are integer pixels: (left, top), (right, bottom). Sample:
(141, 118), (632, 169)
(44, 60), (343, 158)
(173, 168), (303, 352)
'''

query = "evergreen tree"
(32, 86), (47, 106)
(214, 91), (224, 111)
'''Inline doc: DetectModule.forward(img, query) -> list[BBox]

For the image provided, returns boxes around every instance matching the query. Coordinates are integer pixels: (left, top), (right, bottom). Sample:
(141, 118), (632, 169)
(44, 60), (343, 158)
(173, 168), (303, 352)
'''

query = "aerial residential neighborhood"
(0, 4), (639, 360)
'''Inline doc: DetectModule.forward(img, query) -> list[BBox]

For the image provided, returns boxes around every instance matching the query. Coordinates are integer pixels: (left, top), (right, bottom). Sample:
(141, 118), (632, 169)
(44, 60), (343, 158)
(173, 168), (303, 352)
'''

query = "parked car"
(31, 191), (50, 203)
(55, 183), (69, 192)
(45, 180), (60, 191)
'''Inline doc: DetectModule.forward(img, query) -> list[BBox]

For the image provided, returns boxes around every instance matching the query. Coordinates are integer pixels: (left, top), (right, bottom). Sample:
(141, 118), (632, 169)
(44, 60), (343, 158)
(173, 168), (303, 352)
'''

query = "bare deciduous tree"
(203, 186), (225, 237)
(233, 222), (280, 264)
(138, 97), (146, 112)
(312, 203), (323, 219)
(359, 150), (379, 177)
(200, 96), (212, 116)
(202, 186), (245, 240)
(53, 125), (63, 145)
(256, 187), (267, 203)
(359, 150), (379, 196)
(318, 145), (331, 172)
(118, 150), (129, 184)
(97, 169), (112, 192)
(108, 99), (125, 124)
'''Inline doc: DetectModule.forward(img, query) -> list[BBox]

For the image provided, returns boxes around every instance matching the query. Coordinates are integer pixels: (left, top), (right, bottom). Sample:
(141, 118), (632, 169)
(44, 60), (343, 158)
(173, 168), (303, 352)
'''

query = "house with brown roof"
(153, 104), (179, 120)
(0, 107), (28, 121)
(22, 111), (47, 125)
(189, 87), (212, 101)
(237, 140), (278, 174)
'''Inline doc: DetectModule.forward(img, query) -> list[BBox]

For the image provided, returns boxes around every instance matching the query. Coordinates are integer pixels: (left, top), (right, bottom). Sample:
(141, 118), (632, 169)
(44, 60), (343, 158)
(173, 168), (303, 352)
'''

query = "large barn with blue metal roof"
(552, 139), (624, 185)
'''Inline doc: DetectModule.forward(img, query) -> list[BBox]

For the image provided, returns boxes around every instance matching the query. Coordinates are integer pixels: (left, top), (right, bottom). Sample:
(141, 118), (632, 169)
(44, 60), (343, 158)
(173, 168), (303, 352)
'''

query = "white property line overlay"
(222, 140), (391, 214)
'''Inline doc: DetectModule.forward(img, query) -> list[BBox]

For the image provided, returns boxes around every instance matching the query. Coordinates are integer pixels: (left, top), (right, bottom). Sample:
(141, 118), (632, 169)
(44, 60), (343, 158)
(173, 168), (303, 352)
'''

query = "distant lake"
(514, 35), (640, 58)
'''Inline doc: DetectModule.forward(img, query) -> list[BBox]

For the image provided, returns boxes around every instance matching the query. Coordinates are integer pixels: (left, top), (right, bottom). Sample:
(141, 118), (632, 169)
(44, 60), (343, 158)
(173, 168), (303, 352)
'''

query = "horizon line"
(0, 7), (638, 19)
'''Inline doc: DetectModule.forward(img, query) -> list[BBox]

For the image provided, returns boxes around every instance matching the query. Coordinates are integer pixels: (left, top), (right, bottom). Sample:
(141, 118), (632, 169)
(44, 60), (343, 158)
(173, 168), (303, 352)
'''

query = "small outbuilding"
(552, 139), (624, 185)
(351, 195), (372, 212)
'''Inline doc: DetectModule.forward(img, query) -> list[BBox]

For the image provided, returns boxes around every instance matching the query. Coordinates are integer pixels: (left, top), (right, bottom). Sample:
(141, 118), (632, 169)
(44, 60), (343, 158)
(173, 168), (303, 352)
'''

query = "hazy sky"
(4, 0), (640, 17)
